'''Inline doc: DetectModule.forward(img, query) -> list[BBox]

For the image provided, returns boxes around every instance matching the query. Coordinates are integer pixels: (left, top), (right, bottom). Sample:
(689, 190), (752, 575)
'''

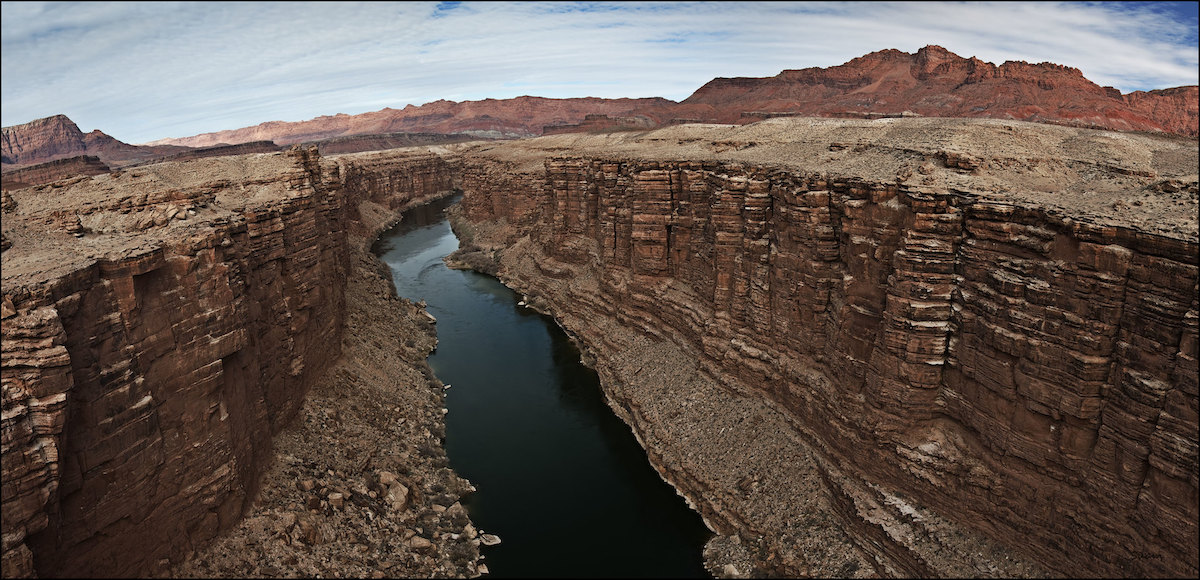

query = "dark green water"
(373, 197), (712, 578)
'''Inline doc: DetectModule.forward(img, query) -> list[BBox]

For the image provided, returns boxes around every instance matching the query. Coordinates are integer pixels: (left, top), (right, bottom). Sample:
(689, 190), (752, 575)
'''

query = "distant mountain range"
(4, 45), (1196, 172)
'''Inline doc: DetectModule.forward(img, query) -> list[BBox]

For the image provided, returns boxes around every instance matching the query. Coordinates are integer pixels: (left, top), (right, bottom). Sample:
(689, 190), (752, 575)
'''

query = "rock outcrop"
(304, 132), (483, 156)
(1, 156), (110, 191)
(674, 45), (1199, 137)
(1, 115), (189, 171)
(1, 145), (465, 577)
(131, 141), (283, 167)
(449, 118), (1198, 578)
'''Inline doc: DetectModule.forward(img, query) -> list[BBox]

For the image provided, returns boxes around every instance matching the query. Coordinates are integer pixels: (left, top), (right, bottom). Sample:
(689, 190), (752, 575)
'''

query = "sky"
(2, 1), (1197, 144)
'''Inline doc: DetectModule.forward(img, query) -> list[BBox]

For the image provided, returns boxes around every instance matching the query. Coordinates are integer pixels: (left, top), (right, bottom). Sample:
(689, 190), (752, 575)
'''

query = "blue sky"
(2, 1), (1197, 144)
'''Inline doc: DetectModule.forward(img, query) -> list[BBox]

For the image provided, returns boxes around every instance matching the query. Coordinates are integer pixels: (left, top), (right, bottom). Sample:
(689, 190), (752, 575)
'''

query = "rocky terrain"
(140, 46), (1197, 152)
(305, 132), (486, 156)
(1, 115), (188, 170)
(0, 145), (484, 577)
(447, 117), (1198, 578)
(2, 115), (1196, 579)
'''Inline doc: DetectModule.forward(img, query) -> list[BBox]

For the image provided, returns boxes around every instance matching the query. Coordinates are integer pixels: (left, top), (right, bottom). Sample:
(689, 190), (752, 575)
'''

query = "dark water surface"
(373, 197), (712, 578)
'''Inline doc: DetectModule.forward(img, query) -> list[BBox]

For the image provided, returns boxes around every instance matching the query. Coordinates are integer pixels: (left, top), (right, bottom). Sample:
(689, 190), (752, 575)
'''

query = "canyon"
(445, 117), (1198, 577)
(2, 115), (1197, 579)
(1, 145), (480, 577)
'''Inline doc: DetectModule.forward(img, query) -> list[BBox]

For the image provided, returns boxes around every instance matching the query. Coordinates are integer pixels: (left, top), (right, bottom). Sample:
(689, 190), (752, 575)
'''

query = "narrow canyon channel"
(373, 196), (713, 578)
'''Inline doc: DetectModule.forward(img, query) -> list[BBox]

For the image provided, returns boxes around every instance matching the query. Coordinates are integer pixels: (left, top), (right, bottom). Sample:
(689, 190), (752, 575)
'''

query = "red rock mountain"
(664, 45), (1198, 136)
(9, 46), (1196, 158)
(1, 114), (188, 170)
(147, 46), (1195, 146)
(146, 96), (675, 148)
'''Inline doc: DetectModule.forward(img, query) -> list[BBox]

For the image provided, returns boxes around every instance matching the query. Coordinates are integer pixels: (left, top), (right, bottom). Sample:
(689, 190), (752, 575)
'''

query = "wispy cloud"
(2, 1), (1195, 143)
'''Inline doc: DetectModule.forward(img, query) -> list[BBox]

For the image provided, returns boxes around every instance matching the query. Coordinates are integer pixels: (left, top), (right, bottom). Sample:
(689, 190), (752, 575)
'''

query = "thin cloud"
(2, 1), (1195, 144)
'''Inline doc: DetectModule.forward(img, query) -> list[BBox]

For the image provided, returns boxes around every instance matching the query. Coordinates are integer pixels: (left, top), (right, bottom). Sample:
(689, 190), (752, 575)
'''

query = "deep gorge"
(374, 196), (711, 577)
(448, 151), (1198, 578)
(3, 118), (1197, 578)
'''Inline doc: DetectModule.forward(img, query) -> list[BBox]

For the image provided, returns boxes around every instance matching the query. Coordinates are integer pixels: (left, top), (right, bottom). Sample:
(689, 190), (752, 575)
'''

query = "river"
(372, 196), (711, 578)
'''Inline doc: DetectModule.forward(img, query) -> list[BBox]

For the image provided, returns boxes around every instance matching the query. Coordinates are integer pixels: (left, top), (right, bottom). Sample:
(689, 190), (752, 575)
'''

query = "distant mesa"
(671, 45), (1198, 137)
(137, 45), (1199, 149)
(4, 45), (1196, 174)
(143, 96), (676, 148)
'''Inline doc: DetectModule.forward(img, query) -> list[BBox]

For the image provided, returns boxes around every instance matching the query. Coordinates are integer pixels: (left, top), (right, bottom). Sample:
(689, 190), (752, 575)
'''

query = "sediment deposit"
(449, 117), (1199, 578)
(1, 145), (479, 577)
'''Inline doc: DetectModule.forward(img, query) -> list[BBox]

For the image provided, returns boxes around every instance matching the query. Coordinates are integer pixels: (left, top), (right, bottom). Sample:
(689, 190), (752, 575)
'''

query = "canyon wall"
(1, 148), (456, 577)
(1, 156), (110, 191)
(453, 151), (1199, 577)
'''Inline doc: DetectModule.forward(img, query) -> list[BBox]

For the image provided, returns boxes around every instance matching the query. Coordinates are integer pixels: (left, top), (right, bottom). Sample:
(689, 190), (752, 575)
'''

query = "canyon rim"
(2, 45), (1198, 579)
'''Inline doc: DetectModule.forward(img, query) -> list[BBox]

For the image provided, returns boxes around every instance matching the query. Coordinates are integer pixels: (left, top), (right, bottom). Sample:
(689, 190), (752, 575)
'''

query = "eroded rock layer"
(1, 147), (459, 577)
(450, 121), (1199, 577)
(1, 156), (110, 191)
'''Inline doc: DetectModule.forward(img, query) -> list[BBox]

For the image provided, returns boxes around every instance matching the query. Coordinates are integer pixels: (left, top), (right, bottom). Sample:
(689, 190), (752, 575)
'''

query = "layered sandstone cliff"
(449, 118), (1199, 577)
(1, 146), (468, 577)
(1, 156), (110, 191)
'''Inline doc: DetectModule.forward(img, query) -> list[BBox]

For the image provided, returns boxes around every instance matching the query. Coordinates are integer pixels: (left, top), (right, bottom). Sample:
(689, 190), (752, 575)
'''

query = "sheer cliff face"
(0, 148), (455, 577)
(453, 122), (1198, 577)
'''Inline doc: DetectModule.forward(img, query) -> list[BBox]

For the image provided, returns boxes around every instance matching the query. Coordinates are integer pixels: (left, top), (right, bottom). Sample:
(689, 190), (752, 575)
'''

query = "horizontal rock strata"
(1, 156), (111, 191)
(451, 145), (1198, 577)
(1, 146), (463, 577)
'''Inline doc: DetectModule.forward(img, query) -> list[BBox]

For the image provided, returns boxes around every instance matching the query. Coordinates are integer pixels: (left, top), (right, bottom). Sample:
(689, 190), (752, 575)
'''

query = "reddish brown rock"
(1, 156), (110, 191)
(137, 46), (1196, 158)
(1, 115), (189, 170)
(0, 146), (458, 578)
(674, 45), (1199, 136)
(450, 120), (1198, 578)
(146, 96), (675, 148)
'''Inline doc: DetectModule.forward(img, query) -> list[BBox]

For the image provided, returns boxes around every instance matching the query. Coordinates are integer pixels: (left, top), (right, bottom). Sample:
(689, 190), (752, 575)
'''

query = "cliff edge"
(451, 117), (1198, 577)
